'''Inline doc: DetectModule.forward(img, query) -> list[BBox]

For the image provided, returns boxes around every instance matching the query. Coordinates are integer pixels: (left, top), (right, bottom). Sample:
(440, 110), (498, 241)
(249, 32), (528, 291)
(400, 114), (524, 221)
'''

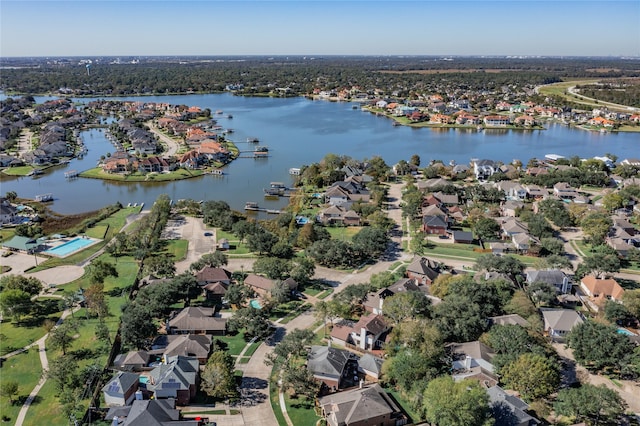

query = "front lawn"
(326, 226), (362, 242)
(163, 239), (189, 261)
(0, 298), (63, 355)
(284, 394), (319, 426)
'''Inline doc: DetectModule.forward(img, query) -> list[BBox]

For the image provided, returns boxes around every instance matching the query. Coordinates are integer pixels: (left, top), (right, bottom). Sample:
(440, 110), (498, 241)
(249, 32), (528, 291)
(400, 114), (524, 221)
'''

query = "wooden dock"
(64, 170), (79, 179)
(244, 202), (281, 214)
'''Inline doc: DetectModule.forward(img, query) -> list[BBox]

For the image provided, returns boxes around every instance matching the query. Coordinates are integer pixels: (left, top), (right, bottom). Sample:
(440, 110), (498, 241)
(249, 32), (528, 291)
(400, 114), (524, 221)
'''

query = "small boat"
(215, 110), (223, 114)
(211, 169), (224, 175)
(289, 167), (301, 176)
(227, 114), (233, 119)
(223, 128), (234, 134)
(244, 202), (259, 211)
(247, 137), (259, 143)
(392, 121), (401, 126)
(352, 105), (359, 110)
(255, 146), (269, 152)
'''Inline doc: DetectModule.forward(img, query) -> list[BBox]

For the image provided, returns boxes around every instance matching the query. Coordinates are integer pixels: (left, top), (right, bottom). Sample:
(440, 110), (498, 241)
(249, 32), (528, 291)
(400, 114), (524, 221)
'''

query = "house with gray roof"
(406, 256), (441, 285)
(488, 385), (540, 426)
(115, 350), (151, 371)
(102, 371), (140, 407)
(151, 334), (211, 364)
(358, 353), (384, 380)
(448, 341), (498, 387)
(147, 356), (199, 405)
(307, 345), (359, 390)
(540, 309), (584, 341)
(318, 383), (407, 426)
(106, 398), (203, 426)
(526, 269), (571, 294)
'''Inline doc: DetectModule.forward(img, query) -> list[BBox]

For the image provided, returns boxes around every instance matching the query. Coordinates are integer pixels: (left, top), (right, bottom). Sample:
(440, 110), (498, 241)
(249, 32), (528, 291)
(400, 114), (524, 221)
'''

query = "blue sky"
(1, 1), (638, 57)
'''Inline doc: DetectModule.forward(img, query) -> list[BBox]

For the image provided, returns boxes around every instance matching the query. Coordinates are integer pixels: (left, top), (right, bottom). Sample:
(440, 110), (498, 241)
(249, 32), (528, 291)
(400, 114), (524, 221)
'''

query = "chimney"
(360, 327), (367, 350)
(465, 355), (472, 370)
(112, 416), (119, 426)
(359, 379), (364, 389)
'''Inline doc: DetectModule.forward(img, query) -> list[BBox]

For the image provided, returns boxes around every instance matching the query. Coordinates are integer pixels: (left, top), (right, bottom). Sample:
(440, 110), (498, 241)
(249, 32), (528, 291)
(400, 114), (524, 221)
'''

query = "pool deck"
(42, 236), (101, 258)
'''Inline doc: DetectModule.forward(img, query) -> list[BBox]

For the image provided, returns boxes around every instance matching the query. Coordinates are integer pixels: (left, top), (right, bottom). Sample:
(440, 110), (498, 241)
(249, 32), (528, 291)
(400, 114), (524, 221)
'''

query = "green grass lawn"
(284, 394), (319, 426)
(0, 348), (42, 424)
(163, 239), (189, 261)
(85, 224), (109, 239)
(1, 165), (40, 176)
(270, 381), (288, 426)
(0, 299), (63, 355)
(243, 341), (261, 358)
(22, 377), (67, 426)
(326, 226), (362, 242)
(316, 289), (334, 299)
(215, 331), (253, 357)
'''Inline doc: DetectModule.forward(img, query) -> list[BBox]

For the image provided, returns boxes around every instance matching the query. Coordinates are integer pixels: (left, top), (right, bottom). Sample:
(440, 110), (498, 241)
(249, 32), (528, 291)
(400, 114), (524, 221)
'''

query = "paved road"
(146, 121), (181, 157)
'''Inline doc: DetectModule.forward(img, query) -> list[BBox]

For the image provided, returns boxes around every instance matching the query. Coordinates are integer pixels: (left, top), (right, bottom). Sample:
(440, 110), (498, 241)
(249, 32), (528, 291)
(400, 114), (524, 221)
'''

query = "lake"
(1, 93), (638, 215)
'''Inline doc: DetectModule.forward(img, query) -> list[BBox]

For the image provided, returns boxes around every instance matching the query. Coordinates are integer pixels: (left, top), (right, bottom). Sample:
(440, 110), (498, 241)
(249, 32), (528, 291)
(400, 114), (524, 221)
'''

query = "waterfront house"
(553, 182), (579, 199)
(473, 159), (497, 180)
(483, 115), (510, 127)
(0, 198), (17, 224)
(318, 383), (407, 426)
(319, 205), (361, 226)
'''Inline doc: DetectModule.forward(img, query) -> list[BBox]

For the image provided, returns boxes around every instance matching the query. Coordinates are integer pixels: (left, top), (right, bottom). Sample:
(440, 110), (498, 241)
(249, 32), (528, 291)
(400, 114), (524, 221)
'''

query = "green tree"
(48, 319), (80, 355)
(540, 237), (565, 256)
(475, 254), (525, 284)
(472, 217), (500, 241)
(485, 324), (549, 373)
(121, 303), (156, 350)
(383, 291), (431, 324)
(567, 321), (634, 374)
(500, 353), (560, 400)
(0, 274), (43, 296)
(576, 245), (621, 278)
(554, 384), (625, 426)
(225, 283), (252, 307)
(227, 307), (272, 340)
(0, 380), (19, 404)
(601, 192), (624, 212)
(351, 226), (390, 259)
(580, 212), (613, 246)
(421, 376), (490, 426)
(622, 289), (640, 318)
(527, 281), (557, 307)
(253, 257), (291, 280)
(95, 319), (111, 345)
(0, 289), (32, 322)
(527, 215), (554, 239)
(246, 228), (278, 255)
(144, 253), (177, 277)
(84, 282), (108, 317)
(88, 259), (118, 284)
(201, 350), (238, 399)
(270, 280), (291, 305)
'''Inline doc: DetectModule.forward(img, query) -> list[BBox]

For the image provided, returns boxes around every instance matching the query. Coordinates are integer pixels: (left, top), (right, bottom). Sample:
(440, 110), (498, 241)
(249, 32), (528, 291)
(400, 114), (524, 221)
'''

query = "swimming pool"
(44, 237), (96, 257)
(250, 299), (262, 309)
(617, 328), (637, 336)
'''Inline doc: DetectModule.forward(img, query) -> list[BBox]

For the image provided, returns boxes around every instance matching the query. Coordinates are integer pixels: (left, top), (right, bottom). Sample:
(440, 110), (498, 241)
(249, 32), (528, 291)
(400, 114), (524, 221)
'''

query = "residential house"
(106, 398), (204, 426)
(405, 256), (441, 285)
(146, 356), (199, 405)
(114, 350), (151, 371)
(497, 181), (527, 200)
(244, 273), (298, 298)
(195, 266), (232, 285)
(318, 383), (407, 426)
(501, 200), (524, 217)
(422, 214), (448, 235)
(362, 278), (427, 315)
(488, 314), (530, 328)
(448, 341), (498, 387)
(553, 182), (579, 199)
(540, 309), (584, 341)
(330, 313), (390, 352)
(484, 115), (510, 127)
(526, 270), (571, 294)
(0, 198), (17, 224)
(152, 334), (212, 364)
(358, 353), (385, 381)
(449, 230), (474, 244)
(487, 385), (540, 426)
(473, 159), (497, 180)
(167, 307), (226, 335)
(306, 345), (360, 391)
(102, 371), (140, 407)
(514, 115), (536, 127)
(319, 205), (361, 226)
(580, 276), (625, 311)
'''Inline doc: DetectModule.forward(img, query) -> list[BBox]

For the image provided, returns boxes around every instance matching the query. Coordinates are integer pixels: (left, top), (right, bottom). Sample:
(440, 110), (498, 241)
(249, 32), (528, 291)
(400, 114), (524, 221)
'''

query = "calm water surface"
(1, 93), (638, 214)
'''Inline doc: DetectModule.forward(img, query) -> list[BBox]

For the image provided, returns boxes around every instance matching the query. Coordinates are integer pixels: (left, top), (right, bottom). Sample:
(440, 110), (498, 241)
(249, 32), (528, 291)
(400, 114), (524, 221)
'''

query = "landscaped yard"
(0, 298), (62, 355)
(326, 226), (362, 242)
(284, 393), (319, 426)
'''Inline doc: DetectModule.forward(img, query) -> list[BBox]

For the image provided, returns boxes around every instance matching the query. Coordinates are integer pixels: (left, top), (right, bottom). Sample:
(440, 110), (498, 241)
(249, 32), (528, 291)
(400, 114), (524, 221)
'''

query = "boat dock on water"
(64, 170), (79, 179)
(35, 193), (53, 202)
(244, 202), (281, 214)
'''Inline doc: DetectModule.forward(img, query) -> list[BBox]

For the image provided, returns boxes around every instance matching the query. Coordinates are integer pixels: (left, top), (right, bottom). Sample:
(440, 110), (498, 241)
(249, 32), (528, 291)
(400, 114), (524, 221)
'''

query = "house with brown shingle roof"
(167, 307), (226, 335)
(580, 276), (625, 310)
